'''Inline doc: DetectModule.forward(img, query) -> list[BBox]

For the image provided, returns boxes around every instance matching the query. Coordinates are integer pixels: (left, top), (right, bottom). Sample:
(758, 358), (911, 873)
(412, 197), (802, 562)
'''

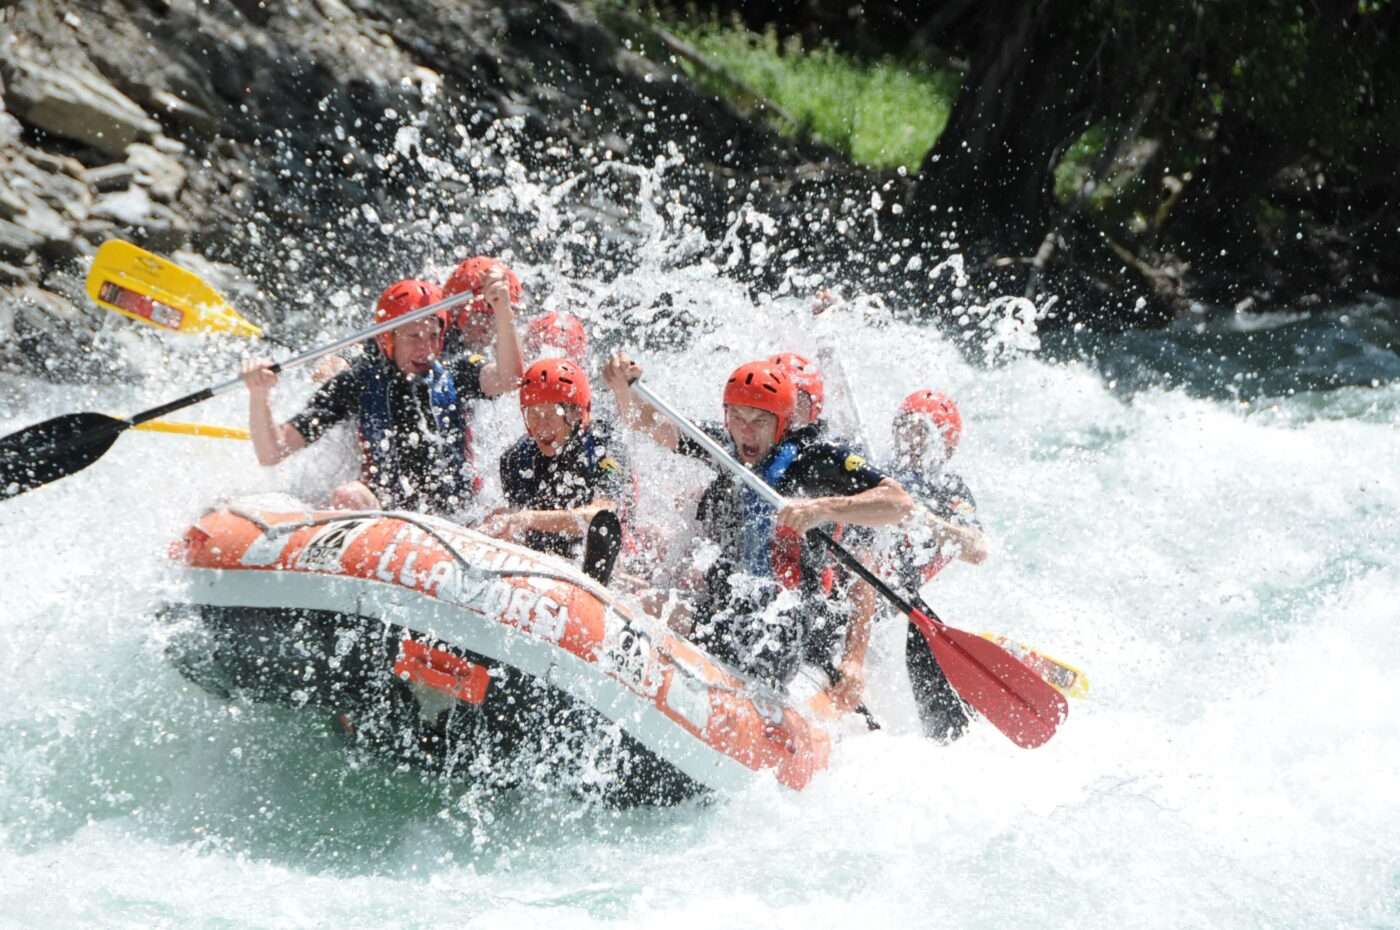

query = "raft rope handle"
(221, 507), (679, 647)
(220, 507), (621, 595)
(217, 506), (795, 710)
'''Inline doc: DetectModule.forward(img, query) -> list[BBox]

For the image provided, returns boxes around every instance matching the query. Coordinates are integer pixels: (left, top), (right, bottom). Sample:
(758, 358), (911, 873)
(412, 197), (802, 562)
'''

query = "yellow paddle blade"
(87, 240), (264, 339)
(980, 633), (1090, 699)
(129, 419), (250, 440)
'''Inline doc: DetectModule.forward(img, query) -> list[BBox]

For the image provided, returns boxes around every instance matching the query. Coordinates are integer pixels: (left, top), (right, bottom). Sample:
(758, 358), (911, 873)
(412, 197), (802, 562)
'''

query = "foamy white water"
(2, 134), (1398, 929)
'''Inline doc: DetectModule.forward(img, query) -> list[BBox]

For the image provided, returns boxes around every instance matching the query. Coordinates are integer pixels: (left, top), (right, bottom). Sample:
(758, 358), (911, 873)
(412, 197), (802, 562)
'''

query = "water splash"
(2, 116), (1398, 929)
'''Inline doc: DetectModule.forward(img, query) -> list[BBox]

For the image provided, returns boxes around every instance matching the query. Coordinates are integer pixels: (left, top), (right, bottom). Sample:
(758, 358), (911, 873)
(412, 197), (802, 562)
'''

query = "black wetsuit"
(897, 465), (981, 741)
(440, 330), (489, 368)
(783, 418), (871, 669)
(499, 420), (630, 560)
(679, 422), (889, 687)
(287, 354), (488, 515)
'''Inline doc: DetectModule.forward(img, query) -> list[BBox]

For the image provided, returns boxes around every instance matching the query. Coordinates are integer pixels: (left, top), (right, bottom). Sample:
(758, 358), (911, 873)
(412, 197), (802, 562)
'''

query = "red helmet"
(898, 390), (962, 457)
(723, 360), (797, 441)
(768, 352), (824, 424)
(519, 357), (592, 425)
(443, 256), (523, 328)
(374, 279), (447, 357)
(524, 311), (589, 364)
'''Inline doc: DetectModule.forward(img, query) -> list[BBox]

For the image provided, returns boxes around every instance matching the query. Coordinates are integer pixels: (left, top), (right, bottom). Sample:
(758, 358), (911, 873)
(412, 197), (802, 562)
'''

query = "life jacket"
(509, 425), (631, 559)
(357, 362), (476, 507)
(509, 426), (602, 500)
(736, 441), (804, 589)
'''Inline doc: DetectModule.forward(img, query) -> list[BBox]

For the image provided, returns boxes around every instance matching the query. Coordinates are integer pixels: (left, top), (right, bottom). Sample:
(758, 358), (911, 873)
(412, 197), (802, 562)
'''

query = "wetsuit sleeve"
(285, 367), (361, 444)
(675, 420), (731, 462)
(448, 353), (489, 401)
(783, 443), (889, 498)
(922, 473), (982, 530)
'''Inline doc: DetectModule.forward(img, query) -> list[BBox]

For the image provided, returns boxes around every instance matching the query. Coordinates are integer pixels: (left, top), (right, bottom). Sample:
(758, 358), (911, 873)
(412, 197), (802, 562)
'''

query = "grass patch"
(655, 18), (961, 170)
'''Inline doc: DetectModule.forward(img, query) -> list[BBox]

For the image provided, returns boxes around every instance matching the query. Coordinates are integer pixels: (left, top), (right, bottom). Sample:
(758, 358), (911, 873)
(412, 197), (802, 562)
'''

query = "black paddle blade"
(0, 412), (128, 501)
(582, 509), (623, 584)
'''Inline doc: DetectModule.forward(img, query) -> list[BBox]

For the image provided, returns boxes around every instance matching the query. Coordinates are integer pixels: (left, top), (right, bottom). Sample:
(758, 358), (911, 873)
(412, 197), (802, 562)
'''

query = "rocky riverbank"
(0, 0), (853, 379)
(5, 1), (1393, 384)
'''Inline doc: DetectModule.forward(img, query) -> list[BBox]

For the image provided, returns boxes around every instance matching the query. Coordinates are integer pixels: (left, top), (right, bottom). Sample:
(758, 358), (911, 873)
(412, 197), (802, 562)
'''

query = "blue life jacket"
(358, 362), (474, 506)
(737, 440), (800, 577)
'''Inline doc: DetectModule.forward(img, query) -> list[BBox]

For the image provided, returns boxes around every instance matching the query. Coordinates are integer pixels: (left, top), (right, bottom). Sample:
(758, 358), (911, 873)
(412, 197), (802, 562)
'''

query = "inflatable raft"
(162, 506), (834, 804)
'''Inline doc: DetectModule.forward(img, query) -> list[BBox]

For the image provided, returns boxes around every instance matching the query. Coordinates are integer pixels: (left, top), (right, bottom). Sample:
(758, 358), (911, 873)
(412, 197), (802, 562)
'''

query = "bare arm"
(482, 498), (615, 541)
(478, 268), (526, 397)
(241, 358), (307, 466)
(777, 477), (915, 534)
(602, 352), (679, 451)
(842, 578), (877, 670)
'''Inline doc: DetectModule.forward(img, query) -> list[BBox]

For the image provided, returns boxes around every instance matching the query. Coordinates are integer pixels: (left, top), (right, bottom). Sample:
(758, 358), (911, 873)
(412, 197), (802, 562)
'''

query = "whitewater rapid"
(2, 143), (1398, 928)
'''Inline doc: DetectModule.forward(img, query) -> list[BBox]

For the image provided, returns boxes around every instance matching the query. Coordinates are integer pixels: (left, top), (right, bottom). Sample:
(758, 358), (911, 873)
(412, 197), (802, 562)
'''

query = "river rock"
(0, 220), (44, 262)
(124, 143), (187, 202)
(0, 176), (28, 221)
(2, 44), (161, 157)
(1, 284), (109, 379)
(0, 0), (822, 377)
(89, 189), (189, 252)
(0, 77), (22, 149)
(0, 260), (33, 287)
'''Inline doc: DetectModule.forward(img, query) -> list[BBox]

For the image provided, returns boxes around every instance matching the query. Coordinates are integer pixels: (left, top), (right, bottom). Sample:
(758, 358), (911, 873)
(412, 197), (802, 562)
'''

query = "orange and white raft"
(165, 506), (834, 803)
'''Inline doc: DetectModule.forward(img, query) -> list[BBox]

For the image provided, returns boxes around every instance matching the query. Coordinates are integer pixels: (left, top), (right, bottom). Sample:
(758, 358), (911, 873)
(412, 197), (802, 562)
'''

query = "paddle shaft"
(132, 420), (250, 440)
(0, 289), (480, 501)
(632, 379), (895, 726)
(92, 292), (474, 437)
(632, 380), (916, 603)
(203, 288), (480, 404)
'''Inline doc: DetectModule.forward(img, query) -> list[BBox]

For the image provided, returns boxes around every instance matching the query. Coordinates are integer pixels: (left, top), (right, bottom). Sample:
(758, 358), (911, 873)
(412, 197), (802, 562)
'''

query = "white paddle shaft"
(205, 290), (478, 399)
(629, 379), (787, 510)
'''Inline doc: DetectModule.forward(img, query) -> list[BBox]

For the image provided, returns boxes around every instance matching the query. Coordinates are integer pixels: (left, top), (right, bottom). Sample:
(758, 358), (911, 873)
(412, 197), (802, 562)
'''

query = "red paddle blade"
(909, 610), (1068, 749)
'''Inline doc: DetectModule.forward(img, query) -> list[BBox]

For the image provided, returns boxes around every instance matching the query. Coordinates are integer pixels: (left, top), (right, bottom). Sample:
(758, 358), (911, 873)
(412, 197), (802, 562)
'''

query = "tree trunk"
(1165, 107), (1299, 277)
(907, 0), (1106, 256)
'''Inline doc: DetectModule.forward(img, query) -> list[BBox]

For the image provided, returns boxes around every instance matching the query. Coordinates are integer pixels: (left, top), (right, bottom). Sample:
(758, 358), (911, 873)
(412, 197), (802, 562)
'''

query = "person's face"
(524, 403), (581, 457)
(725, 404), (780, 465)
(893, 414), (948, 469)
(391, 319), (443, 376)
(457, 311), (494, 352)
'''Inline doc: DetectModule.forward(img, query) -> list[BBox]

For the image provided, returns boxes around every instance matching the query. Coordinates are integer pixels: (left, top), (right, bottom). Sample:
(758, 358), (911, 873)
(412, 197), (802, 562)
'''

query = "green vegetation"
(607, 0), (1400, 316)
(661, 19), (961, 170)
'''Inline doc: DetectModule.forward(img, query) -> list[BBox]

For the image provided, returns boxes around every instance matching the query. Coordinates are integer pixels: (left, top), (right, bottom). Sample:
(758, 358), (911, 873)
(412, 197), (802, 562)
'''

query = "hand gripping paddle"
(627, 377), (1068, 748)
(1, 245), (478, 502)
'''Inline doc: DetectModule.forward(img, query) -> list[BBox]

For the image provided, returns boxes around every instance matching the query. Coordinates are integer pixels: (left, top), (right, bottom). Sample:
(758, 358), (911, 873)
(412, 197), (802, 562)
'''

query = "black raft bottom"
(160, 603), (705, 807)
